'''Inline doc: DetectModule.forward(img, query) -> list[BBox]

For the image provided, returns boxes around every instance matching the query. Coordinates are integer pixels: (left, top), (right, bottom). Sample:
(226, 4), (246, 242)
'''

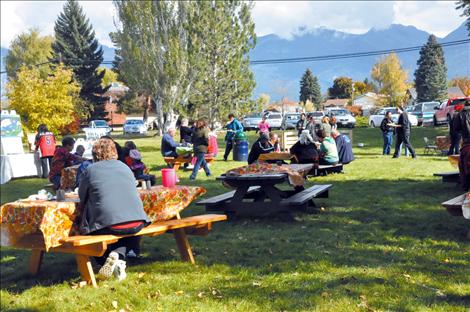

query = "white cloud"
(0, 1), (466, 48)
(0, 1), (117, 47)
(252, 1), (466, 39)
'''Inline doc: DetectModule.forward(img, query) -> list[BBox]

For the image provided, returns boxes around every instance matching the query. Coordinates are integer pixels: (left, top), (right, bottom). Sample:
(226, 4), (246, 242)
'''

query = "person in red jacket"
(34, 124), (56, 178)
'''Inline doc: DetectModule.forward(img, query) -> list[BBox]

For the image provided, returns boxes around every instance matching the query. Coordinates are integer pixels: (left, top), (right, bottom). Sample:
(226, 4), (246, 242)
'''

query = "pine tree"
(299, 68), (321, 109)
(51, 0), (107, 120)
(414, 35), (448, 102)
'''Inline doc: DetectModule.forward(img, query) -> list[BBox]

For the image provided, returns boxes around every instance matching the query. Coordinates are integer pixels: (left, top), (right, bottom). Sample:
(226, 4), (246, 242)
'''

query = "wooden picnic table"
(0, 186), (227, 286)
(441, 192), (470, 238)
(197, 163), (332, 218)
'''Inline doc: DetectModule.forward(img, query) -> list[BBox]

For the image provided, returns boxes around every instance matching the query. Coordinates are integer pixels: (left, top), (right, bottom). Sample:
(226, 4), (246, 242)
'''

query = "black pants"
(91, 223), (145, 265)
(319, 158), (338, 166)
(223, 140), (234, 160)
(393, 134), (416, 158)
(448, 134), (461, 155)
(40, 156), (53, 179)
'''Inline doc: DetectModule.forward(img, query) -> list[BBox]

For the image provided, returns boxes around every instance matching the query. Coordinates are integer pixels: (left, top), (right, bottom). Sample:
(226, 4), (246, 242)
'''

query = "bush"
(355, 116), (369, 128)
(59, 113), (81, 135)
(347, 105), (363, 116)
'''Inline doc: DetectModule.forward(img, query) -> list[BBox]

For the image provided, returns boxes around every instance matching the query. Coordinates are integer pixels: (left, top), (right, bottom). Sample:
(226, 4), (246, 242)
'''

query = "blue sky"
(1, 1), (467, 48)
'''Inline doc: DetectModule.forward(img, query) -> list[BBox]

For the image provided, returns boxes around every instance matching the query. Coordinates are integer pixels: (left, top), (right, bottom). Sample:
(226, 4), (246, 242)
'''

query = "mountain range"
(1, 22), (469, 102)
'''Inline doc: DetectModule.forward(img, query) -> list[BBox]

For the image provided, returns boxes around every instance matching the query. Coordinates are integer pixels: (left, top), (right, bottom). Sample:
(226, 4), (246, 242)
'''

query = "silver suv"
(281, 113), (301, 130)
(264, 112), (283, 130)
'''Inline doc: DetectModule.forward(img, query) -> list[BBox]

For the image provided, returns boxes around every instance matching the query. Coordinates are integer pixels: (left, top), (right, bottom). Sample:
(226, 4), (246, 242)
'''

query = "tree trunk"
(154, 96), (165, 136)
(164, 108), (178, 132)
(142, 96), (150, 123)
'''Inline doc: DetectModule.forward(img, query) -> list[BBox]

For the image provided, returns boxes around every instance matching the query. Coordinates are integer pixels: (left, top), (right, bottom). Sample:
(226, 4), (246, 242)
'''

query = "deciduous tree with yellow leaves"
(371, 53), (409, 107)
(6, 65), (79, 134)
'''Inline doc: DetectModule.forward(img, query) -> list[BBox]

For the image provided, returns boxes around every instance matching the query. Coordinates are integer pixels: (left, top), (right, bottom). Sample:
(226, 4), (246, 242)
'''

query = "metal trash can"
(233, 132), (248, 161)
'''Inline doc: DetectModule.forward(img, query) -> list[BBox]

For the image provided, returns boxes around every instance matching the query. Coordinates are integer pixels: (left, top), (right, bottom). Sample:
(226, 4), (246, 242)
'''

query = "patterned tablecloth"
(258, 152), (293, 161)
(448, 155), (460, 168)
(60, 165), (80, 190)
(0, 185), (206, 250)
(226, 163), (311, 186)
(436, 136), (450, 151)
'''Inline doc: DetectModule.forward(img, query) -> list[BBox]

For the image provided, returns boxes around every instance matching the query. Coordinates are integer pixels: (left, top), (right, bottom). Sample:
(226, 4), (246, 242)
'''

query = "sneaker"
(113, 259), (127, 281)
(98, 251), (119, 278)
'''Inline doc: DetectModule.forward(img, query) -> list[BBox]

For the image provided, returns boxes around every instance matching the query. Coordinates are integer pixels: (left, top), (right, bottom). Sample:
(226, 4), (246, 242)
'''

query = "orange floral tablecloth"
(226, 163), (311, 186)
(258, 152), (293, 161)
(436, 136), (450, 151)
(448, 155), (460, 168)
(60, 165), (80, 190)
(0, 185), (205, 250)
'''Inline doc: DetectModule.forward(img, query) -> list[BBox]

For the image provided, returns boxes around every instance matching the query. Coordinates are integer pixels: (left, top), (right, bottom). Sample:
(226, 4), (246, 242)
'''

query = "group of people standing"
(380, 106), (417, 158)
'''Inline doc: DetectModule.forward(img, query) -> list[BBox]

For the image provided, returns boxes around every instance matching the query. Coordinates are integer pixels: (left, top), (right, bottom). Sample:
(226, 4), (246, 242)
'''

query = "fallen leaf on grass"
(268, 248), (273, 255)
(321, 291), (329, 298)
(175, 290), (184, 295)
(443, 258), (451, 263)
(210, 287), (223, 299)
(112, 301), (118, 309)
(138, 272), (146, 279)
(170, 249), (176, 254)
(197, 292), (205, 298)
(403, 274), (411, 279)
(398, 247), (405, 251)
(252, 281), (261, 287)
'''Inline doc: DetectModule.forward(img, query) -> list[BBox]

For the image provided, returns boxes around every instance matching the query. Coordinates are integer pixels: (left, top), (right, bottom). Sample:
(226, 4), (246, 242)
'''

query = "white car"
(264, 112), (283, 130)
(123, 119), (147, 135)
(242, 113), (263, 131)
(88, 120), (112, 135)
(368, 107), (418, 127)
(325, 108), (356, 128)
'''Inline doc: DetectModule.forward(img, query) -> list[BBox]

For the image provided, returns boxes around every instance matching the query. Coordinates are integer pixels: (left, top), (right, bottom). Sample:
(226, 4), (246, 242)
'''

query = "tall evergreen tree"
(414, 35), (448, 102)
(51, 0), (107, 120)
(299, 68), (321, 109)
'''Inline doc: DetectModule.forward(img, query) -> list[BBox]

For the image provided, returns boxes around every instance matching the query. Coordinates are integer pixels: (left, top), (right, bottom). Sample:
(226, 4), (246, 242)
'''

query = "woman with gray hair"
(78, 137), (150, 281)
(290, 130), (319, 164)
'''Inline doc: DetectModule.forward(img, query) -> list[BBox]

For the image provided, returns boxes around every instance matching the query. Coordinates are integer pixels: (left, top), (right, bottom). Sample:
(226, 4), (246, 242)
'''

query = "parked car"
(264, 112), (283, 130)
(88, 120), (112, 135)
(369, 107), (418, 127)
(407, 101), (439, 126)
(123, 119), (148, 135)
(281, 113), (301, 130)
(324, 108), (356, 128)
(433, 97), (470, 126)
(307, 111), (325, 124)
(242, 113), (263, 131)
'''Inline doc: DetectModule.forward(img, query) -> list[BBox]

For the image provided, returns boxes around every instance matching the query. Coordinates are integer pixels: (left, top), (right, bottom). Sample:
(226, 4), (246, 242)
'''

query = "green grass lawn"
(1, 127), (469, 311)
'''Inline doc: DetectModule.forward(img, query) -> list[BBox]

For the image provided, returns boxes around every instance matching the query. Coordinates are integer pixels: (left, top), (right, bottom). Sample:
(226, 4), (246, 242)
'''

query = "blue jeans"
(383, 132), (393, 155)
(190, 152), (211, 180)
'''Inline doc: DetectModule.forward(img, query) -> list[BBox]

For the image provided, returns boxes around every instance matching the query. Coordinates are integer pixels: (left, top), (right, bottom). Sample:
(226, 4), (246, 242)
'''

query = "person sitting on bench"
(78, 137), (151, 281)
(316, 129), (339, 165)
(269, 132), (281, 152)
(48, 137), (85, 190)
(247, 133), (275, 164)
(331, 130), (354, 164)
(126, 149), (156, 186)
(290, 130), (319, 164)
(161, 128), (180, 158)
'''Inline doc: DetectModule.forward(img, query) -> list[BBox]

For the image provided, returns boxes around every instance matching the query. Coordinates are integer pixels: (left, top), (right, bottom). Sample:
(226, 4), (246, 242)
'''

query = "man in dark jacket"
(223, 113), (244, 161)
(448, 109), (462, 155)
(332, 130), (355, 164)
(247, 133), (274, 164)
(392, 106), (416, 158)
(380, 111), (395, 155)
(296, 113), (308, 137)
(453, 100), (470, 191)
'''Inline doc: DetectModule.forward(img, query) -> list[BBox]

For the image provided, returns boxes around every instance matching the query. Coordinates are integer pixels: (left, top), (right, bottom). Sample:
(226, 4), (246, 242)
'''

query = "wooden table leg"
(76, 254), (97, 287)
(173, 228), (195, 264)
(29, 250), (44, 275)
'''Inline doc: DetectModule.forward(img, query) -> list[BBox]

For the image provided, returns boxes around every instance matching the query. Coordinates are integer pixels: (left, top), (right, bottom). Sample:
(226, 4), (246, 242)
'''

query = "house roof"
(322, 99), (349, 107)
(448, 86), (465, 98)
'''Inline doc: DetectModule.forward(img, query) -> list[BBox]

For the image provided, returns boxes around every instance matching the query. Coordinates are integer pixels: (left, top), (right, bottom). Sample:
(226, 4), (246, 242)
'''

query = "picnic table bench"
(164, 155), (215, 170)
(433, 171), (460, 183)
(16, 214), (227, 287)
(197, 164), (332, 217)
(441, 193), (466, 216)
(310, 163), (344, 176)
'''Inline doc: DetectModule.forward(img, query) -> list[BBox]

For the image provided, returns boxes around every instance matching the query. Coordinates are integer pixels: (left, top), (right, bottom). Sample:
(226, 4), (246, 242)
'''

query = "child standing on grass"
(190, 118), (211, 180)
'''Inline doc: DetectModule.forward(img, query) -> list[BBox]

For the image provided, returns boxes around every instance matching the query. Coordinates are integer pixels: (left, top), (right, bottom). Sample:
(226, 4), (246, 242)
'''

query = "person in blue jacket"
(331, 130), (355, 164)
(223, 113), (244, 161)
(161, 128), (180, 157)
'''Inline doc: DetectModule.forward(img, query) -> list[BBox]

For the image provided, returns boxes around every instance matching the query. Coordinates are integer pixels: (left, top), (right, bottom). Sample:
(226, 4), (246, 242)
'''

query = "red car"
(433, 97), (469, 126)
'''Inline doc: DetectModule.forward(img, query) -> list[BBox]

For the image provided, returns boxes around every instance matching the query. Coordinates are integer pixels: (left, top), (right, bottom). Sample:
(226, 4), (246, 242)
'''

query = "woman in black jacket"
(380, 111), (395, 155)
(290, 130), (319, 164)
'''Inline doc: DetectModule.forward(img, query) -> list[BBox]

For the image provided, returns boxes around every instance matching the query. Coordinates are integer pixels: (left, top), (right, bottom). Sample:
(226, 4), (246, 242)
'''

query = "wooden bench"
(164, 155), (215, 170)
(434, 171), (460, 183)
(16, 214), (227, 287)
(196, 186), (262, 212)
(280, 131), (298, 152)
(441, 194), (466, 216)
(280, 184), (332, 210)
(311, 164), (344, 176)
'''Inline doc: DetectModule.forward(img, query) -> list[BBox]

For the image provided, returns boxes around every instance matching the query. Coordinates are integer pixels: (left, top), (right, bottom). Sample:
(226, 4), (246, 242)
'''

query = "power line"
(1, 39), (469, 75)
